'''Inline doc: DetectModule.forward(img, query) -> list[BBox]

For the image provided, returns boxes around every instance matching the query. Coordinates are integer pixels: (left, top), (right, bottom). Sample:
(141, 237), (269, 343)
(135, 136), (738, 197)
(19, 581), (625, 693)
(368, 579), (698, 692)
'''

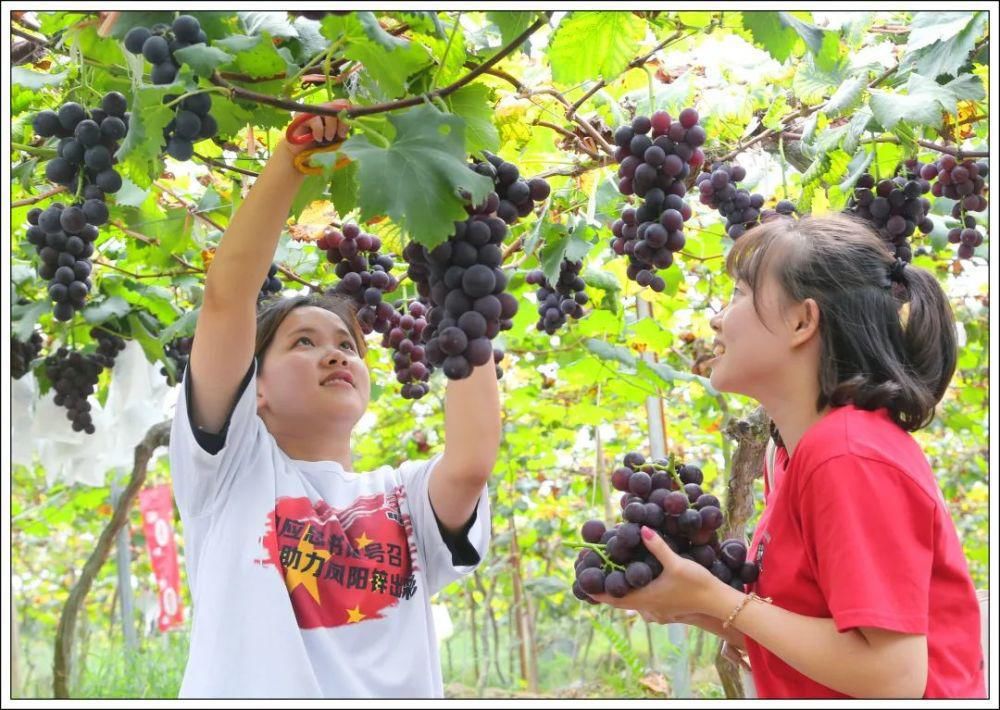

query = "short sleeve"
(798, 455), (935, 634)
(168, 361), (261, 519)
(399, 455), (491, 596)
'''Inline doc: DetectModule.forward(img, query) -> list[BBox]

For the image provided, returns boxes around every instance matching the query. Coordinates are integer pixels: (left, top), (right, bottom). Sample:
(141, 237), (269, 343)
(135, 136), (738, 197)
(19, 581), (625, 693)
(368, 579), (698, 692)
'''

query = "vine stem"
(431, 12), (462, 91)
(12, 185), (68, 207)
(209, 16), (547, 119)
(11, 142), (57, 158)
(781, 131), (989, 160)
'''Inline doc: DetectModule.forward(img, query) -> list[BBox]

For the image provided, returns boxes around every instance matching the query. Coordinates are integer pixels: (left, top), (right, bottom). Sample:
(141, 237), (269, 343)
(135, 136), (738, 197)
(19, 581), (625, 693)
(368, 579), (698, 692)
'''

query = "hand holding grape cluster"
(572, 450), (759, 614)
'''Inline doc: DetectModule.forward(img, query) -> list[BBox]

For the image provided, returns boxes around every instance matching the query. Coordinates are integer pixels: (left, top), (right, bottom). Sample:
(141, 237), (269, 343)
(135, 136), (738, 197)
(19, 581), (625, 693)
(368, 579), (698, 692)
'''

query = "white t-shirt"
(168, 365), (490, 698)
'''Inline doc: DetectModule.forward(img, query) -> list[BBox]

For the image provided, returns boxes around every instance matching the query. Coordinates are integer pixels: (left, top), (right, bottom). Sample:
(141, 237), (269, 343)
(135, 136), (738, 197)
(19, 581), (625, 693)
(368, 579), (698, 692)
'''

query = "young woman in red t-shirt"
(593, 213), (985, 698)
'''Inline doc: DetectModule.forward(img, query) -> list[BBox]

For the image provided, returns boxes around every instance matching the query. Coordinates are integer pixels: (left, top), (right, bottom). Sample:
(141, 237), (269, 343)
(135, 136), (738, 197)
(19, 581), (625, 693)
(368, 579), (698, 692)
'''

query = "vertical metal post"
(110, 473), (138, 650)
(636, 295), (690, 698)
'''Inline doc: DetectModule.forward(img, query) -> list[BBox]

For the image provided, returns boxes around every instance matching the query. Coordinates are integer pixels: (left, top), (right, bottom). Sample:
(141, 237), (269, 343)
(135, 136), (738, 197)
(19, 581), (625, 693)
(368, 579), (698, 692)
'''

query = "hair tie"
(888, 258), (908, 284)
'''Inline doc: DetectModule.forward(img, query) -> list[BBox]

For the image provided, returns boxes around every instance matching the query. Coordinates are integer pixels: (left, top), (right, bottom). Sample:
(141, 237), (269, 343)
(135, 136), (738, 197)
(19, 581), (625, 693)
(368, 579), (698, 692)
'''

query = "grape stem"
(564, 541), (626, 572)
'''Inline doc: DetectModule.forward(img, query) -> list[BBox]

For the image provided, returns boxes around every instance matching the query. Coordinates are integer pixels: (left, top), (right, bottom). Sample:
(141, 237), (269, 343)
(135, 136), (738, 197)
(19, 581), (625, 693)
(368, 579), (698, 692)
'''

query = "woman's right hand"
(284, 99), (352, 156)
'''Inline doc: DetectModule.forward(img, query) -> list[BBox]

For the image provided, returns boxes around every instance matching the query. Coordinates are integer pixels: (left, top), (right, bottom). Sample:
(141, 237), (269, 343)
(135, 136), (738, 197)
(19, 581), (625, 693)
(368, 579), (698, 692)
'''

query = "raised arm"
(187, 104), (348, 433)
(428, 362), (501, 532)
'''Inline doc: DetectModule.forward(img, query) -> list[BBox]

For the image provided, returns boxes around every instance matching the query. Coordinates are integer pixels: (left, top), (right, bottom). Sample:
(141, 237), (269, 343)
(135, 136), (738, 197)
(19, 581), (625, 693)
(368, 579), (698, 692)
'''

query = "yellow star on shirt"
(346, 605), (366, 624)
(354, 531), (373, 549)
(284, 525), (331, 604)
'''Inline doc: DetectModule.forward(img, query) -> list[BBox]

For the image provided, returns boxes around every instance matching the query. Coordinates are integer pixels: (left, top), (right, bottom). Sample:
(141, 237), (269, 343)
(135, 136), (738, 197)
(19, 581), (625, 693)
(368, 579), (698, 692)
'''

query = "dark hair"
(255, 292), (367, 368)
(726, 213), (957, 431)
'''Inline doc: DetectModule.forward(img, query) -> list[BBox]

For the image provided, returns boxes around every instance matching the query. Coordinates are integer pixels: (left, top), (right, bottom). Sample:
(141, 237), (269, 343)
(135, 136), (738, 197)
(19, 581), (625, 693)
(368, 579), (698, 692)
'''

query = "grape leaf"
(906, 12), (978, 52)
(114, 85), (175, 189)
(12, 301), (50, 342)
(338, 105), (492, 248)
(822, 75), (866, 115)
(869, 73), (961, 130)
(214, 34), (286, 79)
(902, 11), (986, 81)
(173, 44), (234, 78)
(740, 11), (798, 63)
(539, 216), (595, 285)
(326, 159), (359, 217)
(81, 296), (131, 324)
(356, 11), (410, 49)
(487, 11), (536, 47)
(548, 12), (645, 86)
(445, 84), (499, 155)
(12, 67), (68, 89)
(239, 11), (298, 39)
(321, 13), (429, 99)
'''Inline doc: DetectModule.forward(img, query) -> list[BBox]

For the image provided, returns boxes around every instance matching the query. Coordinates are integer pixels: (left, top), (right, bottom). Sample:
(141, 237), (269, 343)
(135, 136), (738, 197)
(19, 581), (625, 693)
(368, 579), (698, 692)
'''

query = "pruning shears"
(285, 110), (351, 176)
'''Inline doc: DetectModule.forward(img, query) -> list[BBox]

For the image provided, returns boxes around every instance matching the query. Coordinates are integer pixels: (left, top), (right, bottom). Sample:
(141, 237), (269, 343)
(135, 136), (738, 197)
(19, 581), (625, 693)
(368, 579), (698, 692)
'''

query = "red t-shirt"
(744, 405), (985, 698)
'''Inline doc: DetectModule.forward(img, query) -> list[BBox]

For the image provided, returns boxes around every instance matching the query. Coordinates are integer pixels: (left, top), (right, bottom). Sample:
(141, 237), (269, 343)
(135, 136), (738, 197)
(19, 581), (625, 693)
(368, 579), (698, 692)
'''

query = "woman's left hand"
(590, 526), (727, 620)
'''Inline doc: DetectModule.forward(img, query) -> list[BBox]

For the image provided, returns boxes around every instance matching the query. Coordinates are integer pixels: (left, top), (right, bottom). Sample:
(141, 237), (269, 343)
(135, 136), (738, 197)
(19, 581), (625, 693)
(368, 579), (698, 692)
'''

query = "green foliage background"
(9, 10), (990, 698)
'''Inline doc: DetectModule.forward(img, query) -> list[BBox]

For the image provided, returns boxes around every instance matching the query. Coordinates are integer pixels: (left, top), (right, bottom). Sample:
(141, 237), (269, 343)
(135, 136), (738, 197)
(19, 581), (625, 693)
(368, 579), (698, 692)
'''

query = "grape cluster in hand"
(572, 450), (760, 602)
(695, 162), (797, 239)
(43, 330), (125, 435)
(525, 260), (588, 335)
(321, 223), (399, 335)
(12, 332), (44, 380)
(382, 300), (432, 400)
(402, 206), (514, 380)
(123, 16), (218, 160)
(845, 167), (934, 263)
(473, 152), (551, 224)
(162, 336), (193, 386)
(923, 156), (989, 260)
(610, 109), (704, 292)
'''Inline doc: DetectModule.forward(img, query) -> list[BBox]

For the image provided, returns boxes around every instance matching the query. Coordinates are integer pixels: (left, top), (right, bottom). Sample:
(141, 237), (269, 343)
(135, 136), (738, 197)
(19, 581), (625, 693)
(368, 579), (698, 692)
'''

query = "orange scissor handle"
(292, 144), (352, 176)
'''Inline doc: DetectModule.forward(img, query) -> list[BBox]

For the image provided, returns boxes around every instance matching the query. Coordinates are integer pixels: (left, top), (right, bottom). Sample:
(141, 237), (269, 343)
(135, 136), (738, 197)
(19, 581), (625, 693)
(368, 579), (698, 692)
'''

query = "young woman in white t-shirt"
(169, 103), (498, 698)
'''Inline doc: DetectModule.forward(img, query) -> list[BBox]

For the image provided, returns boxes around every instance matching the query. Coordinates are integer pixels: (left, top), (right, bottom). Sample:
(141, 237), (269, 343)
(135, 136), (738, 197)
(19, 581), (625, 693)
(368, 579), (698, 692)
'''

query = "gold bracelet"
(722, 592), (773, 630)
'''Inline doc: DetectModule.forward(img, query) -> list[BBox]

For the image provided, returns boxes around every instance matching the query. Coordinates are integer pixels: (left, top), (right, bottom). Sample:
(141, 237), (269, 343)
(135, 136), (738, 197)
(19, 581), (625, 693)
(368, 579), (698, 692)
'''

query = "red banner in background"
(138, 483), (184, 631)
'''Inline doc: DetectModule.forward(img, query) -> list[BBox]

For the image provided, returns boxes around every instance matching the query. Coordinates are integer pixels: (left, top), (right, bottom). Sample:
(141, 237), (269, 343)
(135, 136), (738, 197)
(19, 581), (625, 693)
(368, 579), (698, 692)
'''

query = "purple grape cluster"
(525, 260), (588, 335)
(12, 331), (44, 380)
(162, 336), (193, 386)
(383, 299), (432, 400)
(610, 109), (704, 292)
(28, 91), (130, 320)
(695, 163), (797, 239)
(572, 450), (759, 602)
(924, 156), (989, 260)
(401, 165), (521, 381)
(122, 16), (218, 160)
(258, 263), (283, 302)
(473, 152), (551, 224)
(43, 329), (125, 435)
(320, 223), (399, 335)
(844, 166), (934, 263)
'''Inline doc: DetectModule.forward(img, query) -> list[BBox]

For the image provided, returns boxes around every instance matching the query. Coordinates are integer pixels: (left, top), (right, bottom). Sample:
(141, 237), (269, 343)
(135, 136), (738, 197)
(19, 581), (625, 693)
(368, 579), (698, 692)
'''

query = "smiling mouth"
(321, 374), (354, 388)
(712, 342), (726, 358)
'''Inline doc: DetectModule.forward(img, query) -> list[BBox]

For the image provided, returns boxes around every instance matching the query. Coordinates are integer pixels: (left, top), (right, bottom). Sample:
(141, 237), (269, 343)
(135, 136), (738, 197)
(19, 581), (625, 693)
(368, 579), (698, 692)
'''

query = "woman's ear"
(790, 297), (821, 347)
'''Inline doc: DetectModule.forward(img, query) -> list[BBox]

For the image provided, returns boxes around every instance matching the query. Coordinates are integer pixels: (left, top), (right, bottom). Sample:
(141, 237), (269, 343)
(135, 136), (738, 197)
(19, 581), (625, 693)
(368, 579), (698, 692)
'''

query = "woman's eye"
(297, 336), (313, 346)
(341, 340), (355, 351)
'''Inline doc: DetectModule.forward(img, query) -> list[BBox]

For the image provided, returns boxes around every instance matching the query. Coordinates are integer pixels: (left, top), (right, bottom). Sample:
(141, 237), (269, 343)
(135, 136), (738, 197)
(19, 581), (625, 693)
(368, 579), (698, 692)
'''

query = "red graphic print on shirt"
(256, 486), (419, 629)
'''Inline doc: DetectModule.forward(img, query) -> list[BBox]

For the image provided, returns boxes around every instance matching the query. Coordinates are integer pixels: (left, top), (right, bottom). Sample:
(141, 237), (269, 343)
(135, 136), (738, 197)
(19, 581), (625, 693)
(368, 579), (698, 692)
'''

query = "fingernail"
(641, 526), (654, 540)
